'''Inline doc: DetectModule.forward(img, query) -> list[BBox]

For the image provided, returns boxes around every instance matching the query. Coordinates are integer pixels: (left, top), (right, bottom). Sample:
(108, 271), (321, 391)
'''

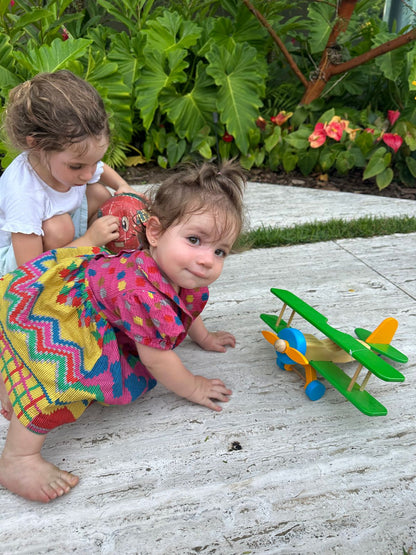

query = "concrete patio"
(0, 182), (415, 554)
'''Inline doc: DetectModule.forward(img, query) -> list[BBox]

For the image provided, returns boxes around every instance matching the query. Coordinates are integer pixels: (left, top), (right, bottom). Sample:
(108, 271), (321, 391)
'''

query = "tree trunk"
(242, 0), (416, 105)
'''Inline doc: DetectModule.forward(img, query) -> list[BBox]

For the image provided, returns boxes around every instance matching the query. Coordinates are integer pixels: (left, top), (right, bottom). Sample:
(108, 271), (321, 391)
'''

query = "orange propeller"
(262, 330), (308, 365)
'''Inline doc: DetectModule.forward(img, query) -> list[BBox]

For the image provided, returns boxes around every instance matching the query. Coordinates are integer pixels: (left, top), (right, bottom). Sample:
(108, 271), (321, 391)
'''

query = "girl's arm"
(136, 343), (232, 412)
(11, 232), (44, 267)
(188, 315), (236, 352)
(99, 163), (137, 195)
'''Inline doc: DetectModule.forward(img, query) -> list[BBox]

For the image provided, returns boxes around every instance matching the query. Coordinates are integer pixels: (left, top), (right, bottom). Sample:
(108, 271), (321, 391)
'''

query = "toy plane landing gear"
(261, 289), (408, 416)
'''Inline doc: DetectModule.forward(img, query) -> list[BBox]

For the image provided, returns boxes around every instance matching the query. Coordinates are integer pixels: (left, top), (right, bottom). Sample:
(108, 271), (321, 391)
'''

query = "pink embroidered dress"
(0, 247), (209, 434)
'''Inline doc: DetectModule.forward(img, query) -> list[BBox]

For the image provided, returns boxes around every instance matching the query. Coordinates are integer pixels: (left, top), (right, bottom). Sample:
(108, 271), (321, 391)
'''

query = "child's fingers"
(208, 381), (232, 400)
(215, 331), (236, 348)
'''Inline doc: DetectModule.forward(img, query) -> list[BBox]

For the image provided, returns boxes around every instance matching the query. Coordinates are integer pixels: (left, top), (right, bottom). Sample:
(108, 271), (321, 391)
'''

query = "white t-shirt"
(0, 152), (104, 248)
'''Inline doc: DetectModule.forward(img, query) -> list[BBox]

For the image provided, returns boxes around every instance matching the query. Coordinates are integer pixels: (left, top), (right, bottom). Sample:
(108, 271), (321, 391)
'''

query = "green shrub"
(0, 0), (415, 191)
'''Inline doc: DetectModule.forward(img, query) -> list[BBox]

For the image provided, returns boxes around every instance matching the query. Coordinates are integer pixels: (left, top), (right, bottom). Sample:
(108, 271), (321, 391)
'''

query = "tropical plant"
(0, 0), (415, 191)
(247, 104), (416, 189)
(0, 0), (132, 167)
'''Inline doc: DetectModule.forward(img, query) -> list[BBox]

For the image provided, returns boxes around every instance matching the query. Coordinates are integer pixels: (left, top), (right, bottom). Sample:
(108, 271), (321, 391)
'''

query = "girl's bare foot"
(0, 451), (79, 503)
(0, 378), (12, 421)
(0, 413), (79, 502)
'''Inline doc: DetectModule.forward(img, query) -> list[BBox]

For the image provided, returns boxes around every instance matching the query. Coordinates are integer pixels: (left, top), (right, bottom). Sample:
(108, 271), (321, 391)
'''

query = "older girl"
(0, 70), (135, 276)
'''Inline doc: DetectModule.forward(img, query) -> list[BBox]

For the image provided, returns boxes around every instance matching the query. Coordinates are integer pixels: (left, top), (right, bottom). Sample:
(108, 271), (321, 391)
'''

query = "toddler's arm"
(99, 163), (138, 195)
(188, 316), (236, 352)
(136, 343), (232, 412)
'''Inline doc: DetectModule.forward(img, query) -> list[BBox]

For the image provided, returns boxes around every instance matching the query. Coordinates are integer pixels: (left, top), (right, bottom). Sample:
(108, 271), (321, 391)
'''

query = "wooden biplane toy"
(260, 288), (408, 416)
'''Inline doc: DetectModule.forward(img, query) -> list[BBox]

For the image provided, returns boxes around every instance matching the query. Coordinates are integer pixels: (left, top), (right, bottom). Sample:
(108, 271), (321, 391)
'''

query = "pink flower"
(61, 27), (69, 41)
(271, 111), (293, 126)
(308, 123), (327, 148)
(10, 0), (15, 5)
(222, 132), (234, 143)
(387, 110), (400, 126)
(364, 128), (375, 134)
(323, 120), (343, 141)
(382, 133), (403, 153)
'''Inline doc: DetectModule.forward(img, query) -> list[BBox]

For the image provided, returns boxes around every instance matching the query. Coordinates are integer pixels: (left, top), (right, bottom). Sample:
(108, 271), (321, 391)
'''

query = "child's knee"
(42, 214), (75, 250)
(86, 183), (112, 222)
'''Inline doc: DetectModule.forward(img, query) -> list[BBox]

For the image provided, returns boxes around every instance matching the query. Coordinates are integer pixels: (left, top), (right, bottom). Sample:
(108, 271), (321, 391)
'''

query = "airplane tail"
(355, 317), (408, 364)
(365, 317), (398, 344)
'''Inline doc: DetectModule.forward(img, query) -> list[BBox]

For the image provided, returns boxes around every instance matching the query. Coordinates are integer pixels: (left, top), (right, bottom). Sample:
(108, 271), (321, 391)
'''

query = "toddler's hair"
(3, 70), (109, 153)
(142, 160), (246, 249)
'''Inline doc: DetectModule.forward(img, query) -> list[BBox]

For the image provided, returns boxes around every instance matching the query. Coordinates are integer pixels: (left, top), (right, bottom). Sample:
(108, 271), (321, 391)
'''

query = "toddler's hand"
(186, 376), (232, 412)
(85, 215), (119, 246)
(198, 330), (236, 353)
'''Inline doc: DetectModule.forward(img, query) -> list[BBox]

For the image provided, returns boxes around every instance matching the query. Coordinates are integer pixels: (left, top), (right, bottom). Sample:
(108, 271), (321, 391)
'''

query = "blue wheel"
(305, 380), (326, 401)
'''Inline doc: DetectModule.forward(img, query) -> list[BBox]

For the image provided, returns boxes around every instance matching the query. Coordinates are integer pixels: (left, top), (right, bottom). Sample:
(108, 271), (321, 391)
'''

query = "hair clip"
(135, 209), (150, 226)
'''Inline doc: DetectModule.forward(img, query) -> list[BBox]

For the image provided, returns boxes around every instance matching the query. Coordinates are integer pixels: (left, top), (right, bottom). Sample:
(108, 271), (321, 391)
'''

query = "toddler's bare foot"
(0, 452), (79, 502)
(0, 378), (12, 420)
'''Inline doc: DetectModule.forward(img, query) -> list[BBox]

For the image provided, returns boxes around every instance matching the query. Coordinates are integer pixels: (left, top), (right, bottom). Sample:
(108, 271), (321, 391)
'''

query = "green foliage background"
(0, 0), (415, 188)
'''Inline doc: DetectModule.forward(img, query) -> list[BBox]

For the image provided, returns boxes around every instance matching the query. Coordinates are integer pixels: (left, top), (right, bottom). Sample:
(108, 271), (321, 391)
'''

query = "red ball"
(98, 193), (148, 254)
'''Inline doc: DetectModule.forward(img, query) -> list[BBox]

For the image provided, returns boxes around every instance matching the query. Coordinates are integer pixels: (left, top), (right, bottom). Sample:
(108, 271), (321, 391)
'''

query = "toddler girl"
(0, 161), (246, 503)
(0, 70), (136, 276)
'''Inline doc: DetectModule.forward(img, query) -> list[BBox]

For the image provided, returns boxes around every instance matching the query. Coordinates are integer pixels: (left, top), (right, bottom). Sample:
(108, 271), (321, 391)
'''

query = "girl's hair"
(141, 160), (246, 249)
(3, 70), (109, 153)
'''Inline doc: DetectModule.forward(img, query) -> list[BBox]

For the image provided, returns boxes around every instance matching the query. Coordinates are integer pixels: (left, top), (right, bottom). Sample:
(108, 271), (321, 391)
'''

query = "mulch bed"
(121, 164), (416, 201)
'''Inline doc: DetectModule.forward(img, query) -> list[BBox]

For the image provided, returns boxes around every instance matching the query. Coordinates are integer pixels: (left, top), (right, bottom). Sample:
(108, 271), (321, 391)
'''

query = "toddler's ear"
(145, 216), (162, 246)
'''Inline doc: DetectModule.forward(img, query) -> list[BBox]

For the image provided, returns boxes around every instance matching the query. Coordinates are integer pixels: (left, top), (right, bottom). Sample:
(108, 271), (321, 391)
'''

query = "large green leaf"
(95, 0), (139, 33)
(372, 31), (406, 81)
(307, 2), (333, 54)
(205, 43), (266, 154)
(86, 56), (132, 144)
(144, 10), (201, 54)
(209, 11), (268, 54)
(108, 32), (146, 91)
(166, 135), (186, 167)
(0, 66), (21, 98)
(13, 37), (91, 73)
(135, 11), (198, 130)
(0, 35), (20, 98)
(136, 48), (189, 129)
(160, 63), (216, 140)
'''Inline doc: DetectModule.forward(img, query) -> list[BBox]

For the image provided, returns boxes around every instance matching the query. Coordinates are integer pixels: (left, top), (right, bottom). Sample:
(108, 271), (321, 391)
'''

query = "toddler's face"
(43, 136), (108, 192)
(148, 210), (236, 292)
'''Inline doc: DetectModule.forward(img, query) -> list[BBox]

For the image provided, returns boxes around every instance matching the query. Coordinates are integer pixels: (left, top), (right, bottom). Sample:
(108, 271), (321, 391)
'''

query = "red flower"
(271, 111), (293, 126)
(308, 122), (326, 148)
(10, 0), (15, 5)
(382, 133), (403, 153)
(387, 110), (400, 126)
(61, 27), (69, 41)
(222, 132), (234, 143)
(364, 128), (375, 134)
(323, 120), (343, 141)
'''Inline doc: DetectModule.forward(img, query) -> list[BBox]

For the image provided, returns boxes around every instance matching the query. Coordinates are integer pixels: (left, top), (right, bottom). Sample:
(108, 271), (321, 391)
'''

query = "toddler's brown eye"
(121, 216), (129, 231)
